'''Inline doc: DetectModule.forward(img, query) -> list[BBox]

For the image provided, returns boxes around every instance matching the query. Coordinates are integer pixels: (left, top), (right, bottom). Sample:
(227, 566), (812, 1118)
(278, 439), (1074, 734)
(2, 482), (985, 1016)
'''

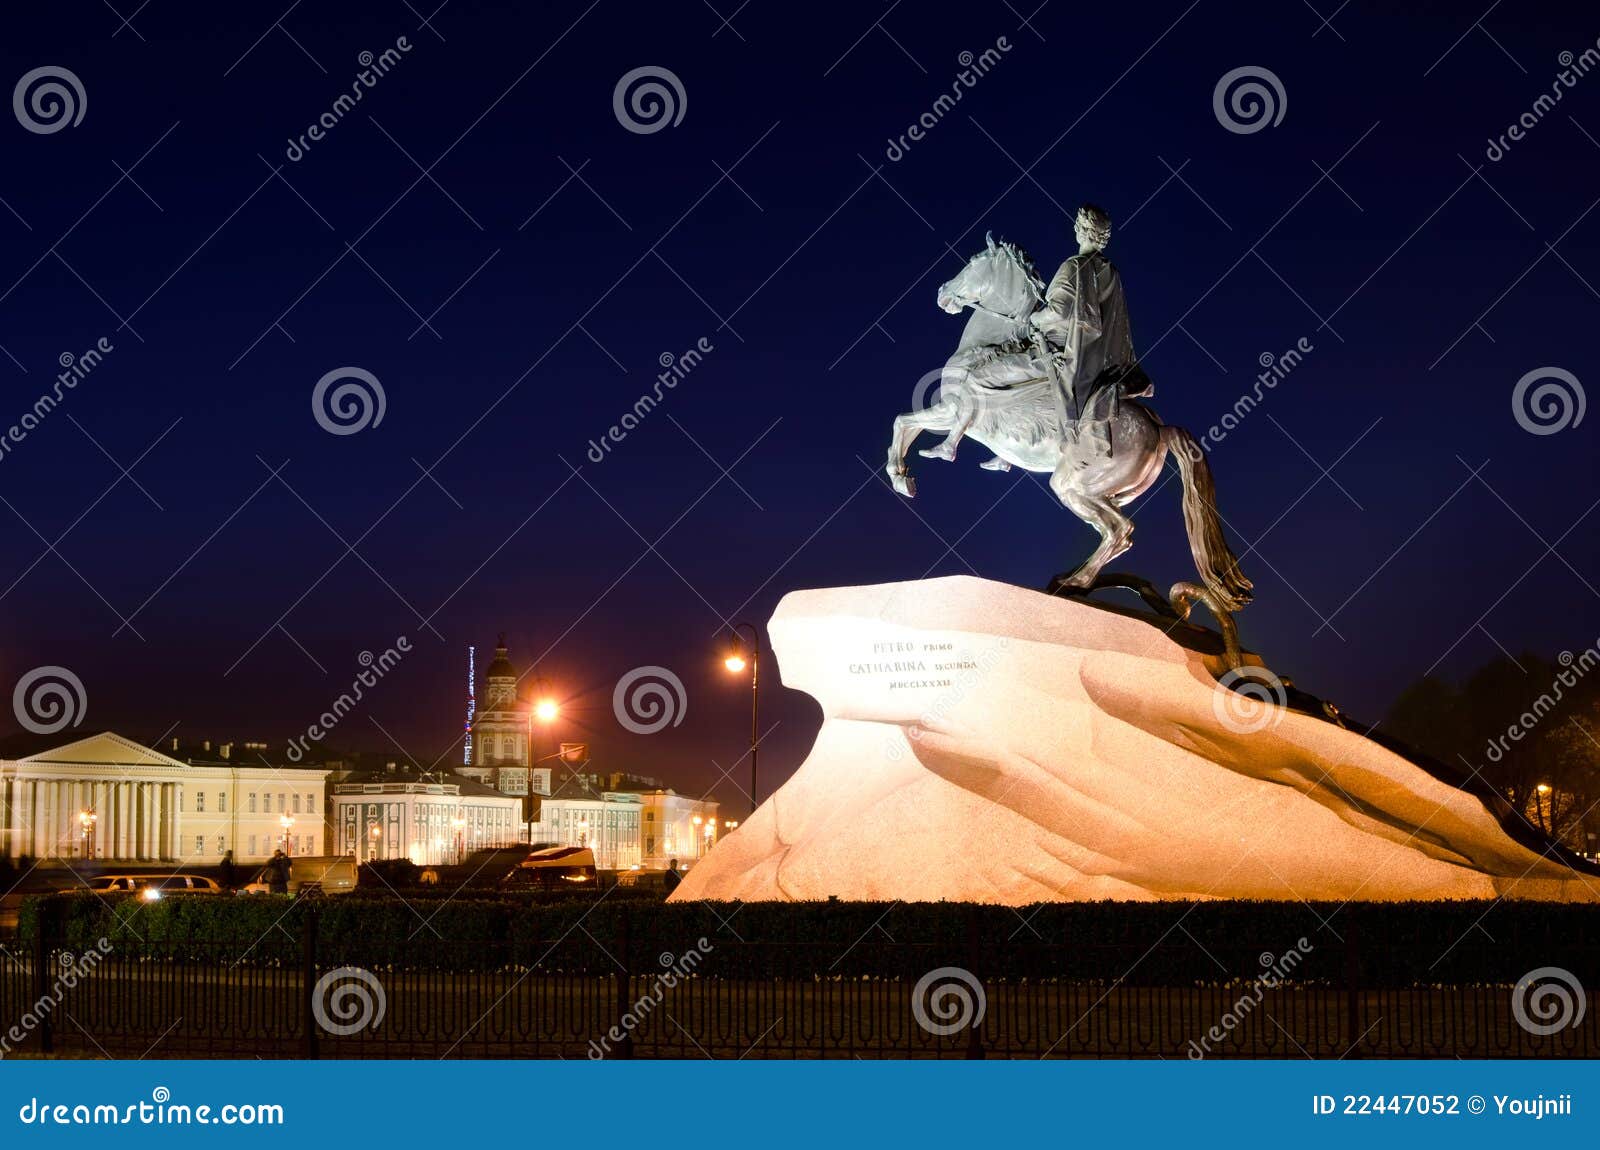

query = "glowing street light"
(722, 622), (761, 818)
(78, 809), (97, 861)
(534, 698), (560, 723)
(280, 813), (295, 857)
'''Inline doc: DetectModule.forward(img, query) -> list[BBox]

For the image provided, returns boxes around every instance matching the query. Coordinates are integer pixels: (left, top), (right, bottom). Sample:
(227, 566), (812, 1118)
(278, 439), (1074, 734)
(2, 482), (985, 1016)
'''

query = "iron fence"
(2, 909), (1596, 1058)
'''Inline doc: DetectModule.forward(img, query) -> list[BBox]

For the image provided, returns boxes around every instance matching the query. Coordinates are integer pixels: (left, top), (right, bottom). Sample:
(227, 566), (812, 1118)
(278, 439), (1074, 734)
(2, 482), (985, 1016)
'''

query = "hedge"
(19, 894), (1600, 986)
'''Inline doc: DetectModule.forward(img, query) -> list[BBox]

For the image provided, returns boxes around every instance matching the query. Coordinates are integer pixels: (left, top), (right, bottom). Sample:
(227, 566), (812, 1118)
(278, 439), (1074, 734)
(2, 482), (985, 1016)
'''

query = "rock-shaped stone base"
(672, 577), (1598, 904)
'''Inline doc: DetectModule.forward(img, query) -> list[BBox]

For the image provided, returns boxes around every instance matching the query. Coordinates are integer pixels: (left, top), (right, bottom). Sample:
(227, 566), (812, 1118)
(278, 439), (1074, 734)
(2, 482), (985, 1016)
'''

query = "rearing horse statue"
(885, 236), (1253, 646)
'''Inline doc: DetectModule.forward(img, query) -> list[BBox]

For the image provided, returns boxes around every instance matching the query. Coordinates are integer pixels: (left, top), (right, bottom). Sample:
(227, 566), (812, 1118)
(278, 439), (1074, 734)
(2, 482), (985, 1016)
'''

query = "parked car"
(502, 845), (598, 890)
(418, 845), (533, 888)
(87, 874), (222, 899)
(239, 855), (357, 897)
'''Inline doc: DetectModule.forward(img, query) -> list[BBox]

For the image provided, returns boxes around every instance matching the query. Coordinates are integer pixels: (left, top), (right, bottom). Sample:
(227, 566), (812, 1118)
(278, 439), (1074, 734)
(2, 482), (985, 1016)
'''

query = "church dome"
(485, 635), (516, 680)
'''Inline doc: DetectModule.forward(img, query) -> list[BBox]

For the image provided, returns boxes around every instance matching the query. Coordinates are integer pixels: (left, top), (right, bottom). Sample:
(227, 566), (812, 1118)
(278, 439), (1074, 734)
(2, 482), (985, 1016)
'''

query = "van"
(240, 855), (357, 897)
(502, 845), (598, 890)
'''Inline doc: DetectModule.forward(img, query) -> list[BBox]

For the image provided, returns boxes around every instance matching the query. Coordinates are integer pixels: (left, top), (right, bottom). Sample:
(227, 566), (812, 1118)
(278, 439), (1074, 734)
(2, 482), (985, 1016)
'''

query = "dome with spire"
(485, 633), (516, 681)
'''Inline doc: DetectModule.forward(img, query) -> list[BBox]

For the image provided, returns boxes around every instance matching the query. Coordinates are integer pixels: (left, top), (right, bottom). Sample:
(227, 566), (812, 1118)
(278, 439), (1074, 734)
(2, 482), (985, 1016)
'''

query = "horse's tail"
(1162, 426), (1253, 612)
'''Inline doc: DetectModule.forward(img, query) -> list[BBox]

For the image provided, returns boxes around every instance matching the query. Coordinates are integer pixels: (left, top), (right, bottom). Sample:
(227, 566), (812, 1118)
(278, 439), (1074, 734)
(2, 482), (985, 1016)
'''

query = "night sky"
(1, 1), (1597, 806)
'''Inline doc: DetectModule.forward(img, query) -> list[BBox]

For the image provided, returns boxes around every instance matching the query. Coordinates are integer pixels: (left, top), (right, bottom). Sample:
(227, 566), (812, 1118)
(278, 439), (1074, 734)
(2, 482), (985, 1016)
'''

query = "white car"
(87, 874), (223, 899)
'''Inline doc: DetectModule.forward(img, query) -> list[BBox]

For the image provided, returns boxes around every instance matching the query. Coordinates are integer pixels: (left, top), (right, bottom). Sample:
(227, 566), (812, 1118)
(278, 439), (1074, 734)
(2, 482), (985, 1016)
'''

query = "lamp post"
(723, 622), (761, 819)
(368, 822), (382, 861)
(526, 679), (560, 843)
(452, 815), (466, 863)
(280, 814), (295, 857)
(78, 809), (97, 861)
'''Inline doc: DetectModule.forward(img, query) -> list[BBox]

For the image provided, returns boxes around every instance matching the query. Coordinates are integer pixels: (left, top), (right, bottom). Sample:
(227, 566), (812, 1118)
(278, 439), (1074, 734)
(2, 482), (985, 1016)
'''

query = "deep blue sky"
(1, 1), (1596, 804)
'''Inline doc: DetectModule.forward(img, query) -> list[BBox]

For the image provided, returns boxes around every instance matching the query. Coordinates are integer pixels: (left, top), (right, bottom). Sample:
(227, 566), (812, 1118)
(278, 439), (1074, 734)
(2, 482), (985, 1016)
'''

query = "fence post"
(965, 907), (985, 1059)
(302, 906), (320, 1060)
(33, 908), (52, 1055)
(1343, 918), (1362, 1059)
(614, 909), (633, 1059)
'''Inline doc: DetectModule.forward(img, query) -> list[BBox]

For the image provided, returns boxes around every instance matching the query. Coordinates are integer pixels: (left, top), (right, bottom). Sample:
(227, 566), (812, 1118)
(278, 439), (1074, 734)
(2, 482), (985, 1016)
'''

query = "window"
(305, 834), (316, 854)
(195, 792), (205, 813)
(194, 835), (204, 855)
(216, 835), (225, 855)
(278, 794), (286, 814)
(249, 835), (257, 855)
(219, 793), (226, 813)
(249, 793), (257, 813)
(293, 793), (301, 814)
(306, 793), (315, 814)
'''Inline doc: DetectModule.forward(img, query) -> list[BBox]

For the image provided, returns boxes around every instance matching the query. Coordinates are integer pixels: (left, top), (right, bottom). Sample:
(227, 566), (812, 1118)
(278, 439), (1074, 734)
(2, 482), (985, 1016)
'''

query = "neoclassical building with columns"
(0, 732), (330, 865)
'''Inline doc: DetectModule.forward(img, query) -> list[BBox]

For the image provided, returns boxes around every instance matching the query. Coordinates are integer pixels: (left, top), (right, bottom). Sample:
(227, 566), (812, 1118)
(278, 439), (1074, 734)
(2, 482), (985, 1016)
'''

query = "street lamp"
(368, 822), (382, 861)
(526, 678), (560, 843)
(78, 809), (97, 861)
(280, 814), (295, 857)
(452, 815), (466, 863)
(723, 622), (761, 818)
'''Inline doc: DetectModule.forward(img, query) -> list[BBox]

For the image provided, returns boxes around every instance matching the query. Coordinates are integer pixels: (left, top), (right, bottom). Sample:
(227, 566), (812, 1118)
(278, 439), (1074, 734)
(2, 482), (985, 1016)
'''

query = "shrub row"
(21, 894), (1600, 986)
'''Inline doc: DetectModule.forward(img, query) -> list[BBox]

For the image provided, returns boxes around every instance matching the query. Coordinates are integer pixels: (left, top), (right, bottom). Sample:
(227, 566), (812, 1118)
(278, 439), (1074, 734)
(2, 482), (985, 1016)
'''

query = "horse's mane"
(995, 239), (1045, 297)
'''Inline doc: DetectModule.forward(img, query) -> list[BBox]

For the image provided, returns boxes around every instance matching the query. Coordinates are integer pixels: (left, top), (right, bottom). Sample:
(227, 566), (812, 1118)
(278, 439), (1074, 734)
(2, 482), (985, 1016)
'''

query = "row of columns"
(1, 776), (178, 861)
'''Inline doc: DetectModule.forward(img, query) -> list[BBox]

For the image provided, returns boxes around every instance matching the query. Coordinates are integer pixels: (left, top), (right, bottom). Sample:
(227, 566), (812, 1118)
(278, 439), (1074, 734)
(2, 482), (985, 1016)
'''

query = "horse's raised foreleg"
(886, 404), (956, 498)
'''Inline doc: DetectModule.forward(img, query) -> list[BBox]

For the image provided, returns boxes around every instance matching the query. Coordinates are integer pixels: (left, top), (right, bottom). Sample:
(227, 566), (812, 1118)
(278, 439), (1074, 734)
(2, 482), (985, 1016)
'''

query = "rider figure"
(1031, 203), (1145, 467)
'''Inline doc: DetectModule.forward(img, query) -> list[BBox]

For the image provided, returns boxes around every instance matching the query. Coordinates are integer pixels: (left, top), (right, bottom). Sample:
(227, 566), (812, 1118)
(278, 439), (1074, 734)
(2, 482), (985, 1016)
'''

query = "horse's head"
(936, 233), (1043, 320)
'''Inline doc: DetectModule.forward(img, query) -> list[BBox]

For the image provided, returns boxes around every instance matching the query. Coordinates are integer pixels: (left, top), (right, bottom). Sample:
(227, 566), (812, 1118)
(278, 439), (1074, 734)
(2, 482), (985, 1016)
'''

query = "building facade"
(0, 732), (329, 864)
(331, 767), (523, 865)
(459, 636), (530, 797)
(528, 788), (721, 871)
